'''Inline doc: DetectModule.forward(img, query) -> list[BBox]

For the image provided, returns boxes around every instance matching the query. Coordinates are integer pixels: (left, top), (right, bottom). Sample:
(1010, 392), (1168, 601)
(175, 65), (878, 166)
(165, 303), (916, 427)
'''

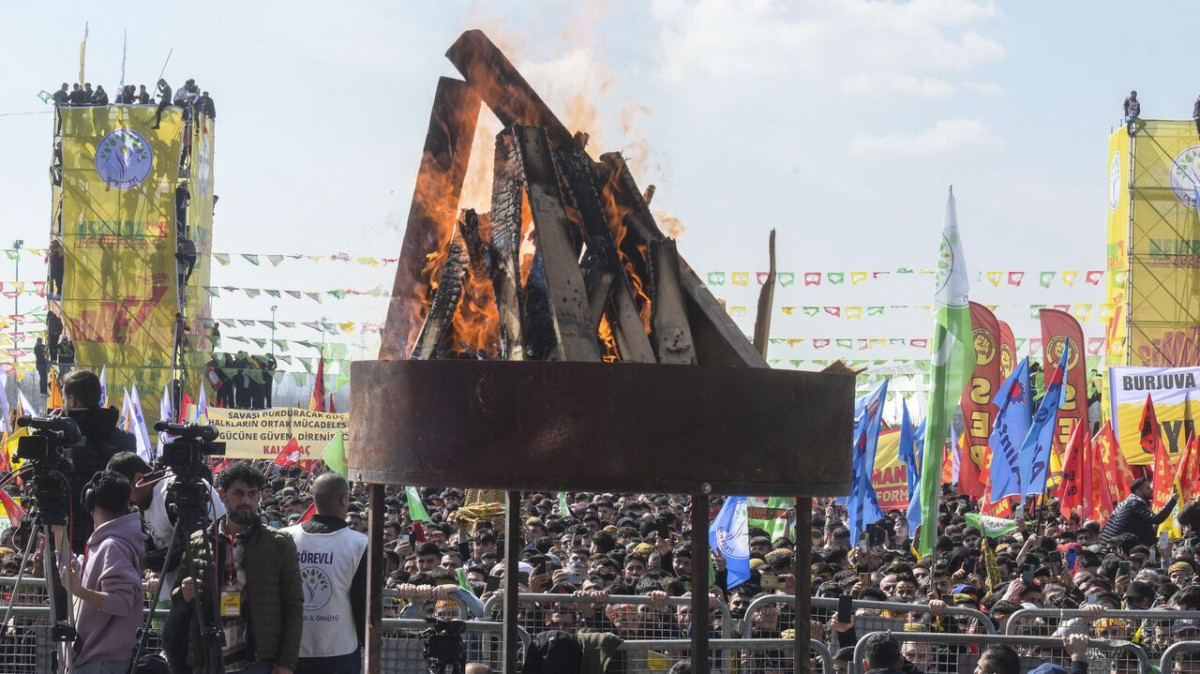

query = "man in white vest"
(284, 473), (368, 673)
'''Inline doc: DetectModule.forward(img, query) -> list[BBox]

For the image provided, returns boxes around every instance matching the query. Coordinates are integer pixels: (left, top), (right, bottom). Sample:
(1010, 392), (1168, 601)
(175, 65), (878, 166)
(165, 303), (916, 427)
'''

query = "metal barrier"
(0, 608), (528, 673)
(850, 630), (1152, 674)
(482, 592), (734, 640)
(740, 594), (997, 640)
(616, 638), (833, 674)
(1006, 607), (1200, 660)
(1161, 640), (1200, 672)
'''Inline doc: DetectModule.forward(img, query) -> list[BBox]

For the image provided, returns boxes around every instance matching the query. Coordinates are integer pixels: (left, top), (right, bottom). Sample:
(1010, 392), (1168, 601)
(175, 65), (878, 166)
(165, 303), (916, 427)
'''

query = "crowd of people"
(50, 78), (215, 125)
(3, 367), (1200, 673)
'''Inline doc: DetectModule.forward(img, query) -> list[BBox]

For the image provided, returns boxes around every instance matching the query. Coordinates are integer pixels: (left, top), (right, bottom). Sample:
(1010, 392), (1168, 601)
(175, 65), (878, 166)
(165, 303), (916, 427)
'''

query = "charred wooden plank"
(580, 246), (614, 331)
(523, 251), (556, 360)
(446, 31), (575, 151)
(458, 209), (490, 280)
(753, 229), (777, 360)
(650, 239), (697, 365)
(380, 77), (480, 361)
(411, 232), (468, 360)
(512, 125), (601, 362)
(600, 152), (768, 368)
(489, 132), (526, 361)
(557, 148), (656, 363)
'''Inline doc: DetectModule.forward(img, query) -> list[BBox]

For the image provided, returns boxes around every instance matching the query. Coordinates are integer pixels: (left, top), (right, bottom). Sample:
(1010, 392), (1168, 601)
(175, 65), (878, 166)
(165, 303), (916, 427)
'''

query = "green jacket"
(174, 520), (303, 669)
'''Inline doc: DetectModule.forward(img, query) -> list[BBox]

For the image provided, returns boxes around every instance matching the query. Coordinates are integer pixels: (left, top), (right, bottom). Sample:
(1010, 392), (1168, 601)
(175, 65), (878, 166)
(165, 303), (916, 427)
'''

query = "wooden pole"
(690, 492), (710, 674)
(504, 490), (522, 673)
(364, 483), (385, 674)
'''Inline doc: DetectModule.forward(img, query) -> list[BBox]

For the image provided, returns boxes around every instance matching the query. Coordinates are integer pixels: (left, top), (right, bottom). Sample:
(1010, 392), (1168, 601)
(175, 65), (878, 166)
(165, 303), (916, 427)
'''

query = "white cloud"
(964, 81), (1004, 96)
(848, 119), (999, 155)
(649, 0), (1003, 97)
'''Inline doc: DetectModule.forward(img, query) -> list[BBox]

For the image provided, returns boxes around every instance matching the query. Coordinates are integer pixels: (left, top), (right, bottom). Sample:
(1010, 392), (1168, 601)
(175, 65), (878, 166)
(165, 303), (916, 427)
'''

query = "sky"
(0, 0), (1196, 407)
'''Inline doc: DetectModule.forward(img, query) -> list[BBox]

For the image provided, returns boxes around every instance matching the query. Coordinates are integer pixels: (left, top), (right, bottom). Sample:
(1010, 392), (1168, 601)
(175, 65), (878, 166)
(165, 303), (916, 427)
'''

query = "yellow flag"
(48, 370), (63, 411)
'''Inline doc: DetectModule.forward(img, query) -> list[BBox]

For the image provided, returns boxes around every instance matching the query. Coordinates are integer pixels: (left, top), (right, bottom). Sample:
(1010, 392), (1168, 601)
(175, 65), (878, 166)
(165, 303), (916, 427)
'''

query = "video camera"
(13, 415), (81, 526)
(419, 618), (467, 674)
(154, 422), (226, 536)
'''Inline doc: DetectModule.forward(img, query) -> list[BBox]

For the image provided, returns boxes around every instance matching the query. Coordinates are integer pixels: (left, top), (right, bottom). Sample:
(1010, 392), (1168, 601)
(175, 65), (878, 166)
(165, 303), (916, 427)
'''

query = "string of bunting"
(723, 302), (1117, 322)
(757, 335), (1108, 355)
(706, 269), (1111, 288)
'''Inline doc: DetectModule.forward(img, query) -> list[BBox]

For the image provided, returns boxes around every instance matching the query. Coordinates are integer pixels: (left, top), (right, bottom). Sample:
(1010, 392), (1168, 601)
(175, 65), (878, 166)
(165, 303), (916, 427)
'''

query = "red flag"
(308, 354), (326, 412)
(1087, 427), (1115, 524)
(1039, 309), (1090, 455)
(1058, 423), (1087, 519)
(998, 320), (1017, 380)
(0, 489), (25, 529)
(1143, 395), (1173, 510)
(179, 393), (194, 423)
(1178, 433), (1200, 501)
(211, 458), (230, 474)
(959, 303), (1003, 500)
(274, 438), (302, 467)
(1097, 421), (1133, 498)
(297, 503), (316, 523)
(328, 394), (336, 414)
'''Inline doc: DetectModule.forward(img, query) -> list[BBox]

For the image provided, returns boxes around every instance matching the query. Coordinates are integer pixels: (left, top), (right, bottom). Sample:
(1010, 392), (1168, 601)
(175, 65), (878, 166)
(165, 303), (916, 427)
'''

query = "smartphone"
(1065, 548), (1078, 572)
(518, 571), (530, 585)
(962, 558), (976, 574)
(398, 534), (410, 545)
(1022, 564), (1035, 584)
(1048, 551), (1063, 574)
(564, 570), (583, 584)
(837, 594), (853, 623)
(857, 539), (868, 553)
(761, 575), (785, 591)
(1118, 561), (1131, 577)
(859, 572), (870, 586)
(486, 576), (501, 592)
(1086, 593), (1098, 604)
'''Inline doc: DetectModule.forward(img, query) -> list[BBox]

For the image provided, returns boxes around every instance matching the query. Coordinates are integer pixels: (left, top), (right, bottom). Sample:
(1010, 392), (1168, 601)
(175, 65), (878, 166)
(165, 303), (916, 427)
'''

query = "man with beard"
(176, 462), (302, 673)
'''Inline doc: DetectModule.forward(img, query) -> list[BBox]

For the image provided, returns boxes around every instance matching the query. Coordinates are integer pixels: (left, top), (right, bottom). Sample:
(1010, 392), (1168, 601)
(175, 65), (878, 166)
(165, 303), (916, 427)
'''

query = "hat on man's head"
(1169, 561), (1194, 575)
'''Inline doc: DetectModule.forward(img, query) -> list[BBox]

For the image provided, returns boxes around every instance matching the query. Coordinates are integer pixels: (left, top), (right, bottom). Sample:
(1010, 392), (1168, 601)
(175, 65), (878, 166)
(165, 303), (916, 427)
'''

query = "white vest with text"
(283, 524), (367, 658)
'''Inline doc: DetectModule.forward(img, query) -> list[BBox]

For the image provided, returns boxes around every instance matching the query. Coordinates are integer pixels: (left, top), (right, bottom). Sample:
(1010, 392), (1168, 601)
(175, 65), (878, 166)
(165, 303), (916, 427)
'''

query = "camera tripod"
(2, 507), (78, 673)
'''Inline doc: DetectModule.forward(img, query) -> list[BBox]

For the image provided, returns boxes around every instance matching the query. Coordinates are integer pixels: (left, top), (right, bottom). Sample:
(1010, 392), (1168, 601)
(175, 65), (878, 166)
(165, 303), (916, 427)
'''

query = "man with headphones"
(60, 470), (146, 673)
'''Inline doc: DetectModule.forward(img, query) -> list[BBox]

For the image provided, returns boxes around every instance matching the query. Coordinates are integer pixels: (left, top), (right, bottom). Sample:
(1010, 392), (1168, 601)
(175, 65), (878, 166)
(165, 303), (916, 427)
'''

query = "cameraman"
(60, 370), (137, 555)
(107, 452), (224, 674)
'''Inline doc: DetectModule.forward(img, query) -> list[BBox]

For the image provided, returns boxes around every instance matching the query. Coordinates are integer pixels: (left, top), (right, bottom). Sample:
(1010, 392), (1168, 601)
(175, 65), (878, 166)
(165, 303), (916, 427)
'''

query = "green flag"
(917, 187), (974, 556)
(322, 431), (348, 478)
(557, 492), (571, 518)
(964, 513), (1017, 539)
(406, 485), (432, 523)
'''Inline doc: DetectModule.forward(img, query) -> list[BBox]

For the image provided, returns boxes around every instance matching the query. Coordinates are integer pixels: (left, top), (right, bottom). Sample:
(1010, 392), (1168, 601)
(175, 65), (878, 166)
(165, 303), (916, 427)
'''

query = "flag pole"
(157, 48), (174, 81)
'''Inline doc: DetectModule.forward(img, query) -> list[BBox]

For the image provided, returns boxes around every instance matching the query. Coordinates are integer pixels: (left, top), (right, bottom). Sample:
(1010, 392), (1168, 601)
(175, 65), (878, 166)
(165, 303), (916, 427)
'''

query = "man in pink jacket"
(60, 470), (147, 673)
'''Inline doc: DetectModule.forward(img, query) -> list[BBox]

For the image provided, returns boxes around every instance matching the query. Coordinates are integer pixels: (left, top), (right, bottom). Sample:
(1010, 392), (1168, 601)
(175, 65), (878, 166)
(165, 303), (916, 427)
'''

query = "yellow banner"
(871, 429), (910, 512)
(1110, 366), (1200, 466)
(59, 106), (184, 415)
(1110, 122), (1200, 369)
(190, 406), (348, 460)
(1103, 126), (1131, 417)
(184, 117), (217, 392)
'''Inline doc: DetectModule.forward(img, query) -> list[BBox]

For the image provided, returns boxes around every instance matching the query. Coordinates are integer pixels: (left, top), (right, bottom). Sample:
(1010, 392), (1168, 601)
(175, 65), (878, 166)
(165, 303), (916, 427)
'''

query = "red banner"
(958, 302), (1002, 500)
(1144, 395), (1173, 511)
(1040, 309), (1090, 454)
(998, 320), (1016, 379)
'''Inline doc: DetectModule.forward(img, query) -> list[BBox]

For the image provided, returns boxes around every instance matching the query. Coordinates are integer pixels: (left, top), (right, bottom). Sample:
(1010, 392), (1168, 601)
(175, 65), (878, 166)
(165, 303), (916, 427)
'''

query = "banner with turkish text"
(959, 302), (1002, 500)
(1109, 366), (1200, 466)
(1040, 309), (1090, 455)
(185, 405), (349, 459)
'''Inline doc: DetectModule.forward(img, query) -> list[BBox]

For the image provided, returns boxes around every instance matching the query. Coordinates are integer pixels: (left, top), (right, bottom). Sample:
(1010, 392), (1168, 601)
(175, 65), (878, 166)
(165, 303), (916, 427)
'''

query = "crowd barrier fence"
(615, 638), (833, 674)
(1005, 607), (1200, 660)
(740, 593), (997, 640)
(851, 630), (1152, 674)
(482, 591), (734, 641)
(1160, 640), (1200, 672)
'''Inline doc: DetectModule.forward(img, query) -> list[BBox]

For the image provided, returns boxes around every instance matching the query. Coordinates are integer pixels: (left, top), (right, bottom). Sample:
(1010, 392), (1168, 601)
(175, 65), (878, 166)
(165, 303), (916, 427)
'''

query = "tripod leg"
(0, 518), (40, 636)
(132, 517), (183, 670)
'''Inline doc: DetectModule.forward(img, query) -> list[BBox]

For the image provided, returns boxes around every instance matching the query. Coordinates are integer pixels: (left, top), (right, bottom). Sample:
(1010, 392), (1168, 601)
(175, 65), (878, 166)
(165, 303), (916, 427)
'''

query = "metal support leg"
(365, 484), (385, 674)
(504, 490), (521, 673)
(690, 492), (710, 674)
(795, 498), (813, 674)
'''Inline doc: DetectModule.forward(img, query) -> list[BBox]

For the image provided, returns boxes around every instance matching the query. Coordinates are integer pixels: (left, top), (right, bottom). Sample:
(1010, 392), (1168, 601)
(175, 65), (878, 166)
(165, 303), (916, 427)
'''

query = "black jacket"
(65, 405), (138, 554)
(1100, 493), (1177, 546)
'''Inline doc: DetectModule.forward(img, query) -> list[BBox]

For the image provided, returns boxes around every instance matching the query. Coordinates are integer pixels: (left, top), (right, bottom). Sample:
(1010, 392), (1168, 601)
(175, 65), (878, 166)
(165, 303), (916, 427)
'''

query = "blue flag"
(990, 358), (1031, 501)
(709, 496), (750, 588)
(898, 399), (919, 499)
(847, 380), (888, 545)
(1019, 348), (1070, 502)
(906, 417), (927, 533)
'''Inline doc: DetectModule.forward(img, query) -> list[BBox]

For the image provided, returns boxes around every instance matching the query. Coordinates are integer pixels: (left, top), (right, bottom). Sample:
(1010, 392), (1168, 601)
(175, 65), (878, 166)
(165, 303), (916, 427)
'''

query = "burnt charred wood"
(512, 125), (601, 362)
(600, 152), (768, 368)
(523, 251), (556, 360)
(580, 245), (614, 331)
(489, 132), (526, 361)
(380, 77), (480, 361)
(650, 239), (697, 365)
(643, 184), (656, 205)
(446, 31), (576, 152)
(557, 148), (655, 363)
(753, 229), (776, 360)
(411, 233), (468, 360)
(458, 209), (490, 279)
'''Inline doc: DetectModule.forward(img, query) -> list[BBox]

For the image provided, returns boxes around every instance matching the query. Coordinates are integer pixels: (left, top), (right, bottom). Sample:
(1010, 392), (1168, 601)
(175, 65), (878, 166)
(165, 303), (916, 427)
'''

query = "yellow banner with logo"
(183, 116), (217, 391)
(1109, 366), (1200, 466)
(59, 106), (184, 409)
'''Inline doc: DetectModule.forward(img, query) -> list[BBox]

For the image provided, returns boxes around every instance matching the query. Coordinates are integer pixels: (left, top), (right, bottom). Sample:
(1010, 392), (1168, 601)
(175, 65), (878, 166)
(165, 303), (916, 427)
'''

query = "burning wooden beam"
(380, 77), (481, 361)
(600, 152), (768, 368)
(650, 239), (697, 365)
(410, 231), (468, 360)
(580, 247), (614, 331)
(753, 229), (777, 359)
(489, 132), (526, 361)
(557, 148), (656, 363)
(458, 209), (490, 280)
(513, 125), (601, 362)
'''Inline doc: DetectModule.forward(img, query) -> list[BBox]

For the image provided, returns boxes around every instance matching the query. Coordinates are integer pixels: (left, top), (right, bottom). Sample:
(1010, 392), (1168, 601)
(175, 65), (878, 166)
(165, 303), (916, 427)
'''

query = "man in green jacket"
(176, 461), (303, 673)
